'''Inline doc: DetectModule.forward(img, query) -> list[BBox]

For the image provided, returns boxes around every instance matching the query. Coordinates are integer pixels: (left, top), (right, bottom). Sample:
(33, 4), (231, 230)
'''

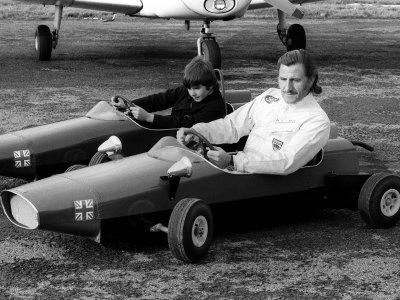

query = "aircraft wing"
(13, 0), (143, 14)
(15, 0), (326, 19)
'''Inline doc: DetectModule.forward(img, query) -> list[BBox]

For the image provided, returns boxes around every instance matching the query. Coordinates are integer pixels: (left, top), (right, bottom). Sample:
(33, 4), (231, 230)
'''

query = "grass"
(0, 0), (399, 20)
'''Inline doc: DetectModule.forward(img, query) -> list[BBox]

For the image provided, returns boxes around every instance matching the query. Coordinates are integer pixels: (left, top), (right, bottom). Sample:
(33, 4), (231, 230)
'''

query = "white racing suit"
(192, 88), (330, 175)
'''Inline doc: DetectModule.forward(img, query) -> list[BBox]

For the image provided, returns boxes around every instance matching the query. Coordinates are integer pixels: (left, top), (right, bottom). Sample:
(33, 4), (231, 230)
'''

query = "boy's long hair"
(277, 49), (322, 94)
(183, 56), (219, 91)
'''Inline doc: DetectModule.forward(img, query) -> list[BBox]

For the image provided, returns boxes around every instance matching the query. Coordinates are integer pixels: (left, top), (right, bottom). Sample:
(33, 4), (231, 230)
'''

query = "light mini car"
(0, 80), (250, 180)
(2, 126), (400, 263)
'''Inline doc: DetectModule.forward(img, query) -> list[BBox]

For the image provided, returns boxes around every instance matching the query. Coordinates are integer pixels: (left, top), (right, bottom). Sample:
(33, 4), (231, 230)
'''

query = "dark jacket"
(132, 85), (225, 129)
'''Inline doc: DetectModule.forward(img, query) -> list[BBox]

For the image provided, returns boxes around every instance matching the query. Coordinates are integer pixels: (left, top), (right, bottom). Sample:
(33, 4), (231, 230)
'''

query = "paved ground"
(0, 17), (399, 299)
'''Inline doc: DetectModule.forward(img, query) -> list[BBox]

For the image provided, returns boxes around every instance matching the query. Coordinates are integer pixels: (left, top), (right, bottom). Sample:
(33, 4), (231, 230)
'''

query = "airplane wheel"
(65, 164), (86, 172)
(358, 173), (400, 228)
(168, 198), (213, 263)
(89, 152), (110, 166)
(35, 25), (53, 61)
(286, 24), (306, 51)
(201, 39), (221, 69)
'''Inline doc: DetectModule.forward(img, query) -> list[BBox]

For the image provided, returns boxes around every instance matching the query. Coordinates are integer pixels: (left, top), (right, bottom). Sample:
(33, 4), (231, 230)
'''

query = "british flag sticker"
(14, 150), (31, 168)
(74, 199), (95, 221)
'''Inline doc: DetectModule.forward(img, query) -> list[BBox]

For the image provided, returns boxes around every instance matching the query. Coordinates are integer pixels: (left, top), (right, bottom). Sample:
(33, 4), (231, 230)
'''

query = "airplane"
(18, 0), (319, 68)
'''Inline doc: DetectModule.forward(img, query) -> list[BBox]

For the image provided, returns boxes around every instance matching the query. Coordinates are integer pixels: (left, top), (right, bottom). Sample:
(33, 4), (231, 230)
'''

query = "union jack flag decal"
(74, 199), (95, 221)
(14, 150), (31, 168)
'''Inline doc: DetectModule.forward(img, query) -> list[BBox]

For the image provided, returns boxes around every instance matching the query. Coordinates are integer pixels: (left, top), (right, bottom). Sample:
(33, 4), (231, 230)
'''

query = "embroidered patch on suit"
(272, 138), (283, 151)
(264, 95), (279, 104)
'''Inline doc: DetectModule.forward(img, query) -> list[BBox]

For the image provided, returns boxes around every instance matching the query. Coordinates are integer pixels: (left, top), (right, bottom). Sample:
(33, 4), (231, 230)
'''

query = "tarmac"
(0, 17), (399, 299)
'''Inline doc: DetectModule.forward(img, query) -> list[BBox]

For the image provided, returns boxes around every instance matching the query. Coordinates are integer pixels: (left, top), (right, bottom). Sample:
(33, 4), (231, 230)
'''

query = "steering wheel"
(112, 95), (137, 117)
(185, 129), (215, 160)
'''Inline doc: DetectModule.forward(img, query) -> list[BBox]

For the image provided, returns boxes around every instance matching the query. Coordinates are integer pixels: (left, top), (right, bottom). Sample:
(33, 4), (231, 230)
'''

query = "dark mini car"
(2, 126), (400, 263)
(0, 87), (250, 180)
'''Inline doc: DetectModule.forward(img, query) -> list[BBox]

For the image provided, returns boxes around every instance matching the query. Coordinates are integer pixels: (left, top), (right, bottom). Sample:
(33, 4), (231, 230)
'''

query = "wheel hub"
(192, 216), (208, 247)
(35, 36), (38, 51)
(380, 189), (400, 217)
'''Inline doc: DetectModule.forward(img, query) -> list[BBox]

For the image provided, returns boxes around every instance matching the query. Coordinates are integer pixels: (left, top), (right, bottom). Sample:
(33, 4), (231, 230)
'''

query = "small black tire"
(168, 198), (213, 263)
(286, 24), (306, 51)
(35, 25), (52, 61)
(201, 39), (221, 69)
(358, 173), (400, 228)
(89, 152), (110, 166)
(64, 164), (86, 172)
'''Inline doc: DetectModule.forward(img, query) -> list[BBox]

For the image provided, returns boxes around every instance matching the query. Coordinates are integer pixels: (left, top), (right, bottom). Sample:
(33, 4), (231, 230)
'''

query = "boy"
(113, 56), (226, 129)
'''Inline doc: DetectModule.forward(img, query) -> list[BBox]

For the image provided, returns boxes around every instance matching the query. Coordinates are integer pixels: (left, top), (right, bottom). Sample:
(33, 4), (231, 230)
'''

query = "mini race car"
(2, 125), (400, 263)
(0, 76), (250, 181)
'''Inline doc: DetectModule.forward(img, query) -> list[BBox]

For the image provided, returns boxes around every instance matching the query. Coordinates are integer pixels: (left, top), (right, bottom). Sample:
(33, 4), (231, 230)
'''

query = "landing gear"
(201, 40), (221, 70)
(285, 24), (306, 51)
(277, 23), (306, 52)
(35, 5), (63, 61)
(197, 21), (221, 69)
(35, 25), (52, 61)
(277, 9), (306, 52)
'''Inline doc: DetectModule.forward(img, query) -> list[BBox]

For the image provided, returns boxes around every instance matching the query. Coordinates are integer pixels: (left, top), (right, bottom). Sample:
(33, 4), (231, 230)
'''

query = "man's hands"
(177, 128), (232, 169)
(207, 146), (231, 169)
(177, 128), (198, 145)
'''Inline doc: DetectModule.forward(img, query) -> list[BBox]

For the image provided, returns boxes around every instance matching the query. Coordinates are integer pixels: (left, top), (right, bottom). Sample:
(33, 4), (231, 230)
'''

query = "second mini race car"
(0, 73), (250, 181)
(2, 124), (400, 263)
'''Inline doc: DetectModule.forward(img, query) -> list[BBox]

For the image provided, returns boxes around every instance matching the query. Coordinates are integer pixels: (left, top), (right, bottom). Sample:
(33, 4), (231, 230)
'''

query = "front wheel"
(201, 39), (221, 69)
(65, 164), (86, 172)
(168, 198), (213, 263)
(358, 173), (400, 228)
(89, 152), (110, 166)
(35, 25), (52, 61)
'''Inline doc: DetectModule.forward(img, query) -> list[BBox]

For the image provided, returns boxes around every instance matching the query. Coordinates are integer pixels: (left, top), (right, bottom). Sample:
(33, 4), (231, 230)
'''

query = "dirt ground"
(0, 17), (399, 299)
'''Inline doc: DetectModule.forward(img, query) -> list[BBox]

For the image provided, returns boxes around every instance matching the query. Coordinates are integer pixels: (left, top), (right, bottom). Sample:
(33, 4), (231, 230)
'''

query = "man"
(112, 56), (225, 129)
(177, 49), (330, 175)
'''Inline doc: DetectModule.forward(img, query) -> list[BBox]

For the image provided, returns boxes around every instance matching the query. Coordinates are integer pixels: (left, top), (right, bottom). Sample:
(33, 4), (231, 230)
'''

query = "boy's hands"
(128, 107), (154, 123)
(110, 96), (127, 109)
(111, 96), (154, 123)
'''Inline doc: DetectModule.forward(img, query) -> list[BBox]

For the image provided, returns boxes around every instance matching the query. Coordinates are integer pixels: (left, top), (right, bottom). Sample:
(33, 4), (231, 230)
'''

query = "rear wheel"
(358, 173), (400, 228)
(168, 198), (213, 263)
(89, 152), (110, 166)
(35, 25), (52, 61)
